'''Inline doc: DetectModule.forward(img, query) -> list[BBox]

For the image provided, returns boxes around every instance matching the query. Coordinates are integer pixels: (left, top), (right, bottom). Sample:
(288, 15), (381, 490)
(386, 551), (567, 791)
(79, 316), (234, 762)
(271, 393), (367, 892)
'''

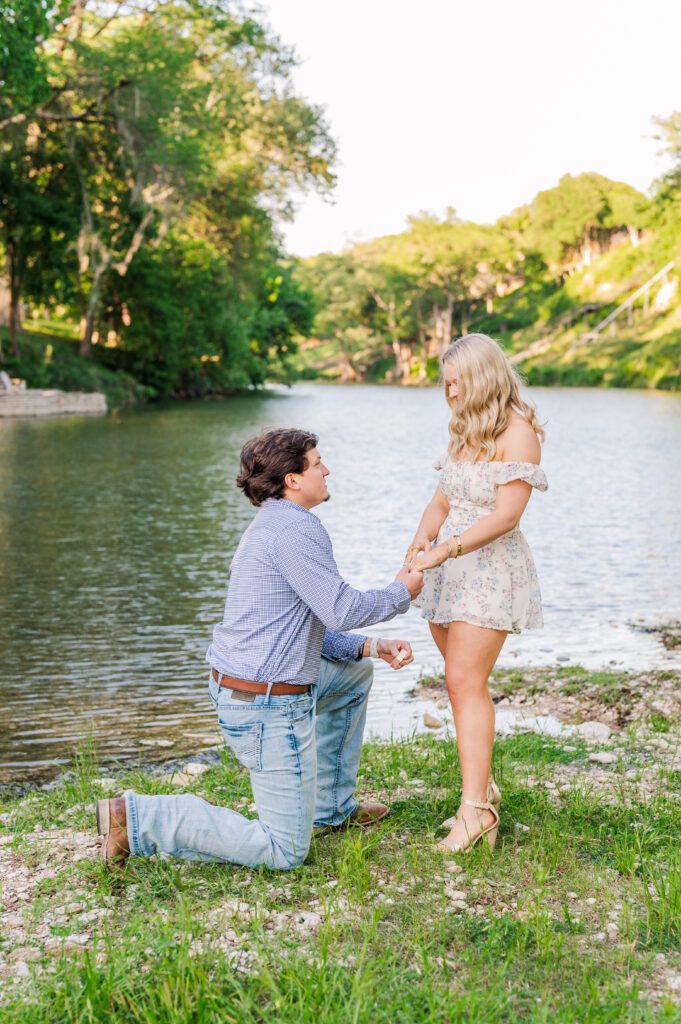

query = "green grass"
(2, 728), (681, 1022)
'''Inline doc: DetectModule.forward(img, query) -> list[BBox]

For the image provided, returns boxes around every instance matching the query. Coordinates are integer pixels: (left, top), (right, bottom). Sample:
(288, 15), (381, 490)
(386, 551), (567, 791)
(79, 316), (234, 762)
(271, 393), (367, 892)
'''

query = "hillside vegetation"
(292, 160), (681, 391)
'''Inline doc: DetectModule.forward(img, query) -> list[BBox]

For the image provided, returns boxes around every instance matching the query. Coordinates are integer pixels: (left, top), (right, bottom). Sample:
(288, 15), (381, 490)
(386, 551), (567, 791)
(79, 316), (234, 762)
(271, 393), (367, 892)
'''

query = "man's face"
(288, 448), (330, 509)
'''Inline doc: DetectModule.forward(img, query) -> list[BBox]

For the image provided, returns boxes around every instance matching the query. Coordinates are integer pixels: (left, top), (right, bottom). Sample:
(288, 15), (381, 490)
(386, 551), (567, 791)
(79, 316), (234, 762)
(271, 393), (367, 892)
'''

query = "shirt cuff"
(322, 630), (368, 663)
(385, 580), (412, 613)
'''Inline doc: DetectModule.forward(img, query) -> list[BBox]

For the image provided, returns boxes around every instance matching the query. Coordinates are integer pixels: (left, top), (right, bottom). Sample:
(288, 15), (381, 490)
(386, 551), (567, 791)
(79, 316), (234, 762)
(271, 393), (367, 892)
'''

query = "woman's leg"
(443, 621), (507, 849)
(429, 621), (448, 659)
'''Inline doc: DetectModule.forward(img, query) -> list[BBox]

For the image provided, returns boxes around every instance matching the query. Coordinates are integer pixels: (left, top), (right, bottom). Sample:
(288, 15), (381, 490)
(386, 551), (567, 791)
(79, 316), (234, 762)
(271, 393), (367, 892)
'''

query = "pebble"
(446, 890), (467, 901)
(514, 823), (530, 833)
(575, 722), (611, 741)
(667, 975), (681, 993)
(592, 931), (606, 943)
(566, 892), (578, 900)
(557, 656), (570, 662)
(585, 897), (597, 906)
(423, 713), (443, 730)
(444, 862), (463, 874)
(606, 923), (619, 938)
(9, 946), (41, 962)
(290, 911), (322, 934)
(184, 763), (210, 778)
(589, 752), (617, 764)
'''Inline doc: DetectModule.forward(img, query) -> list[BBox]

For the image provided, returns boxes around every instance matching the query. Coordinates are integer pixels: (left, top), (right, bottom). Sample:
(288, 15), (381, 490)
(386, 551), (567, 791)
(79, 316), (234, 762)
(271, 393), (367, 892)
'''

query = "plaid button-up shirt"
(207, 498), (411, 687)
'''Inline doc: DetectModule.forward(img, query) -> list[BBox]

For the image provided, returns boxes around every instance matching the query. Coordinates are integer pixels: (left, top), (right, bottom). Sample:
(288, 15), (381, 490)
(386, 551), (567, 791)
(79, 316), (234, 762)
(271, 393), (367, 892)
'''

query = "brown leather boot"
(96, 797), (130, 868)
(314, 801), (389, 836)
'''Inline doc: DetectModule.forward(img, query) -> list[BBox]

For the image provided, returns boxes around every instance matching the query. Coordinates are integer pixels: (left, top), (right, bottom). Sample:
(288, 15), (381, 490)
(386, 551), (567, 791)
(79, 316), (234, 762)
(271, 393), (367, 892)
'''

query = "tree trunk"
(335, 330), (357, 381)
(6, 238), (22, 358)
(79, 263), (108, 355)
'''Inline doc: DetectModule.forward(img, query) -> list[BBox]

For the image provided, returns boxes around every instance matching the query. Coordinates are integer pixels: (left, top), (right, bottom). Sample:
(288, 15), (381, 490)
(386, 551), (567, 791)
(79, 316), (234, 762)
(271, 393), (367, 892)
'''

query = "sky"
(261, 0), (680, 258)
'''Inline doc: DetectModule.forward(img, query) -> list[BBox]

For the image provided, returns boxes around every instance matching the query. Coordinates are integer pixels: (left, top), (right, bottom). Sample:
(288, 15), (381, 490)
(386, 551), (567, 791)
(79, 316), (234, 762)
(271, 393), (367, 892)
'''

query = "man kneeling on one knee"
(97, 427), (423, 870)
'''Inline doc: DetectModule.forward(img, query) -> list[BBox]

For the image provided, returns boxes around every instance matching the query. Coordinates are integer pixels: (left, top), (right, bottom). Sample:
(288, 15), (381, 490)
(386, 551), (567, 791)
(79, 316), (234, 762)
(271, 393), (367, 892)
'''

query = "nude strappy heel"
(441, 776), (501, 830)
(435, 798), (500, 854)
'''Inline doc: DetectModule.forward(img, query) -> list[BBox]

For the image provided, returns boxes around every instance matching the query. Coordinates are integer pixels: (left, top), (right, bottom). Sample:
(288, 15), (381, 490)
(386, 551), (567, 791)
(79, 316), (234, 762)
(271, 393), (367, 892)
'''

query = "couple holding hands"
(97, 333), (547, 869)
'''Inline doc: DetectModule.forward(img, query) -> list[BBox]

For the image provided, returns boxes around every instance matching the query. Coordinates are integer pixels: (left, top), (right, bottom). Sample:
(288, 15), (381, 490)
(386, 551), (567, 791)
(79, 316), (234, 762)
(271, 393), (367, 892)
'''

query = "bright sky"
(262, 0), (680, 258)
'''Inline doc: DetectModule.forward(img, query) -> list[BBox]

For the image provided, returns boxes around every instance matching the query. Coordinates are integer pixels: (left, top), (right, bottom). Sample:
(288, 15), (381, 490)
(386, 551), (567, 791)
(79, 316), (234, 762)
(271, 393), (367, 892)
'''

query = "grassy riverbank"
(2, 665), (681, 1022)
(0, 325), (146, 409)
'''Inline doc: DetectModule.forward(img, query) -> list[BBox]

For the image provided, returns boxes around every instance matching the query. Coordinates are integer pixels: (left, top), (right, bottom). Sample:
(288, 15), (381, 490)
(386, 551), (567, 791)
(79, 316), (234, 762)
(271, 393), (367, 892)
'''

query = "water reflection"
(1, 386), (680, 783)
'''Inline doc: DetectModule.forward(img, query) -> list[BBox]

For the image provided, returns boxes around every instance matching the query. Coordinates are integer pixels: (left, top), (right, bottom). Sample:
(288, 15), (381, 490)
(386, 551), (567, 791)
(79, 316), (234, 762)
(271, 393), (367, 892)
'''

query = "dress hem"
(419, 611), (544, 635)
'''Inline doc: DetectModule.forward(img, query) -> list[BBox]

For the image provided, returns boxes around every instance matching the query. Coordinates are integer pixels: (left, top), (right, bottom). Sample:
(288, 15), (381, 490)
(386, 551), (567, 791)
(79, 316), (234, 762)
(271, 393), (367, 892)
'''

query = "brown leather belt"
(211, 668), (310, 696)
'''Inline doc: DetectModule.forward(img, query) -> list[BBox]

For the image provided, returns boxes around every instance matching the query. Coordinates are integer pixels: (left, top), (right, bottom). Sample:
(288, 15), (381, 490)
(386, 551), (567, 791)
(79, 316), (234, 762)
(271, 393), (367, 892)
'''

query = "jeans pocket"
(288, 694), (314, 723)
(220, 722), (263, 772)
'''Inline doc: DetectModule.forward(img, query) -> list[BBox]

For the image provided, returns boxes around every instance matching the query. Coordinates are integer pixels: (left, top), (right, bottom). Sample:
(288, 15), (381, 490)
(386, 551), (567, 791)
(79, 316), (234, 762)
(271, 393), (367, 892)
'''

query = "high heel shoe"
(441, 776), (500, 830)
(434, 798), (500, 854)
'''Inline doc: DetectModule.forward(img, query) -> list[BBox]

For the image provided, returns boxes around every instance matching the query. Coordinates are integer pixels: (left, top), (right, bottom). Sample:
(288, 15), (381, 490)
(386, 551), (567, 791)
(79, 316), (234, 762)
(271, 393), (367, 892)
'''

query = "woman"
(408, 333), (547, 854)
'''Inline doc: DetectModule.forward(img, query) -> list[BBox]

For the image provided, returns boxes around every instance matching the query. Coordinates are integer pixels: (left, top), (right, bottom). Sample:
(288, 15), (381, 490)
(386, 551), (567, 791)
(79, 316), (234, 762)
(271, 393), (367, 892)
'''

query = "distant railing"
(574, 260), (675, 348)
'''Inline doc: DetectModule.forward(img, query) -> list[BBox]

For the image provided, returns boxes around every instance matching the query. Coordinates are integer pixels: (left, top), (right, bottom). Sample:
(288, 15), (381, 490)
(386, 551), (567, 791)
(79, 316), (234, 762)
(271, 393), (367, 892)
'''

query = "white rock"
(592, 932), (606, 943)
(606, 923), (619, 938)
(585, 897), (597, 906)
(589, 752), (617, 764)
(184, 763), (210, 777)
(423, 713), (443, 730)
(566, 892), (578, 899)
(576, 722), (611, 741)
(515, 823), (530, 833)
(667, 975), (681, 993)
(9, 946), (41, 962)
(290, 911), (322, 934)
(444, 862), (463, 874)
(446, 890), (467, 902)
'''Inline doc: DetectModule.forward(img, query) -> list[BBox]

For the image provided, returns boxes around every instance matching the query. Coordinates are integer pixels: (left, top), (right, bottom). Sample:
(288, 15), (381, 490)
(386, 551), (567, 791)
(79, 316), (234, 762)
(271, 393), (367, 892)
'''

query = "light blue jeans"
(125, 656), (373, 870)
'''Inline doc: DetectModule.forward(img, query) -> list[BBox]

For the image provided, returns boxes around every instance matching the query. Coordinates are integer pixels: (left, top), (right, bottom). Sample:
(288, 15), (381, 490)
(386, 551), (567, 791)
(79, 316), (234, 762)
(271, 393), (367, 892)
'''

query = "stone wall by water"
(0, 389), (107, 418)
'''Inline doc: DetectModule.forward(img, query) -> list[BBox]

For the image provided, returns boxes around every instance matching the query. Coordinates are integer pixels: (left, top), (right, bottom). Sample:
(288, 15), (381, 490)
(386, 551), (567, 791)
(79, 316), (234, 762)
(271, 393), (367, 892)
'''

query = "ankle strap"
(462, 799), (492, 811)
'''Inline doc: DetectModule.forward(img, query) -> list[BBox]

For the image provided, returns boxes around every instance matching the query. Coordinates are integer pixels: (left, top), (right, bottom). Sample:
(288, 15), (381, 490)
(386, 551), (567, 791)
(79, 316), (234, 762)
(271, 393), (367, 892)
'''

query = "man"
(97, 428), (423, 869)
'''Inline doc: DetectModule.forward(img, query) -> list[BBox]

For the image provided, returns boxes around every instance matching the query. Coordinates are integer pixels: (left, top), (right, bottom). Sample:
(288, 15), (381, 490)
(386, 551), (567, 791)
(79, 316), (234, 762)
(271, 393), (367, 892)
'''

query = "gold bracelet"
(456, 536), (462, 558)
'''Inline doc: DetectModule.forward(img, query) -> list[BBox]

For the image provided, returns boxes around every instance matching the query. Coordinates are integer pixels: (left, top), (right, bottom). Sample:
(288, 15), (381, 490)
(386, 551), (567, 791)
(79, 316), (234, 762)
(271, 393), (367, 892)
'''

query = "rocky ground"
(1, 664), (681, 1023)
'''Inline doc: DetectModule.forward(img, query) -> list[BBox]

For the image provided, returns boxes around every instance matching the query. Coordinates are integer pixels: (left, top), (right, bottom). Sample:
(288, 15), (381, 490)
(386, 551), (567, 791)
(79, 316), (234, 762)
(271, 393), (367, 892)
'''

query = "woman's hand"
(405, 534), (431, 564)
(411, 542), (449, 573)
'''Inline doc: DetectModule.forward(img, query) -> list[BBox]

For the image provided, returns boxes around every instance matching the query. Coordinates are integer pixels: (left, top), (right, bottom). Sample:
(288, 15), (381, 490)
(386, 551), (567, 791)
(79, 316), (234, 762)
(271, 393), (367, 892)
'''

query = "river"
(1, 384), (680, 783)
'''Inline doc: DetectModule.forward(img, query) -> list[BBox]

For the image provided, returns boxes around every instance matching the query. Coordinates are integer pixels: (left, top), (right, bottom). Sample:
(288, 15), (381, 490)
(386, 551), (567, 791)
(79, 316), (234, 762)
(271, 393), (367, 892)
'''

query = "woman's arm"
(406, 486), (450, 560)
(412, 426), (540, 571)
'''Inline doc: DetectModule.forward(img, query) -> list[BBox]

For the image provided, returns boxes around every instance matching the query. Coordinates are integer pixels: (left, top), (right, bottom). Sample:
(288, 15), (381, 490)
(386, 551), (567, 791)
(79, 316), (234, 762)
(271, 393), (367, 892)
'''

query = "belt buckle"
(230, 689), (256, 703)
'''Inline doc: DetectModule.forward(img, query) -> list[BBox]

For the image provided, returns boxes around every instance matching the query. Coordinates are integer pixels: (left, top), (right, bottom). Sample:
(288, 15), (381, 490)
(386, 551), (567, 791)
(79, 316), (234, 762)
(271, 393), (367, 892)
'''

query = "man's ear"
(284, 472), (299, 491)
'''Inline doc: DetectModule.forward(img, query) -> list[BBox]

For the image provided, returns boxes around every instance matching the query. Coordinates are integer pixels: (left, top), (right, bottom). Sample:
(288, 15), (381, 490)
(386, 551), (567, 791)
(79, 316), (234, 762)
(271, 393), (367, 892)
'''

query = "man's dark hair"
(236, 428), (319, 506)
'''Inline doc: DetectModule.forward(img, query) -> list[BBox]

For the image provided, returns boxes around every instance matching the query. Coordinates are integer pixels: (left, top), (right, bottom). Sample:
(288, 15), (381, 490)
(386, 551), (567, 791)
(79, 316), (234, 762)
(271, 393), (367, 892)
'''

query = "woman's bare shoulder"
(498, 414), (541, 464)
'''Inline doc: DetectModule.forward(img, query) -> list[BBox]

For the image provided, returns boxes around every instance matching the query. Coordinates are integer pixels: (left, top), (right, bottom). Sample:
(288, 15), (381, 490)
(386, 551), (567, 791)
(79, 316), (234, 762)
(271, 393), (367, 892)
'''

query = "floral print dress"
(413, 453), (548, 633)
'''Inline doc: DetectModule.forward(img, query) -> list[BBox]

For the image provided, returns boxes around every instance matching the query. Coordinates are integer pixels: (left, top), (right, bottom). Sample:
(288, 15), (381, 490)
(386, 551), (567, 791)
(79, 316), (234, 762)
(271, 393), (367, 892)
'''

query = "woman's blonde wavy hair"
(442, 333), (545, 460)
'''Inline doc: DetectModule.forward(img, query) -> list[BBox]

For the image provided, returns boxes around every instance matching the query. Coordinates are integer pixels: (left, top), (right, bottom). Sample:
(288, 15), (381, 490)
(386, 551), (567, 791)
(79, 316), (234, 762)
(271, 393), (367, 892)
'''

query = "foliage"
(0, 0), (335, 392)
(294, 166), (680, 390)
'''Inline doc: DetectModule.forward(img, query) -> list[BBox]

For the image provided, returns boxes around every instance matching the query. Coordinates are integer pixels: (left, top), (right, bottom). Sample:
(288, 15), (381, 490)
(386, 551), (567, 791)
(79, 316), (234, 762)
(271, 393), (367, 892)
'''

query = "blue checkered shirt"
(207, 498), (411, 687)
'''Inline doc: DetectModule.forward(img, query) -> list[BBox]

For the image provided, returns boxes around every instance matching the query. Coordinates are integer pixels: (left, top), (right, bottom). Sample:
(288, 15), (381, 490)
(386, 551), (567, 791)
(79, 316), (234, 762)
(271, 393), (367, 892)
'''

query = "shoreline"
(2, 661), (680, 795)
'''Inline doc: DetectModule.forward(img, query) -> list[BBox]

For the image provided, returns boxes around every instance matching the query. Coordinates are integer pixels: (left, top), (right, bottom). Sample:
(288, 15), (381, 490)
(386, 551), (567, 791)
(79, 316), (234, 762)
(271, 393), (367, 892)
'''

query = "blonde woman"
(408, 333), (547, 854)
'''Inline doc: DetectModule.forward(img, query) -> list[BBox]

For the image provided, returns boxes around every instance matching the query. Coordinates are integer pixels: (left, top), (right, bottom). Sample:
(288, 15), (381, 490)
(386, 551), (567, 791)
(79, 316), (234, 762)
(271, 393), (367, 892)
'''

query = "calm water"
(1, 385), (680, 783)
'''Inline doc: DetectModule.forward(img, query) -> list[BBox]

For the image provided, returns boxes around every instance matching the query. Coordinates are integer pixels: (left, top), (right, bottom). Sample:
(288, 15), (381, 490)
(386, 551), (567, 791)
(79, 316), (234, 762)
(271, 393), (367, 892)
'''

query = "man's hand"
(377, 639), (413, 670)
(395, 564), (424, 599)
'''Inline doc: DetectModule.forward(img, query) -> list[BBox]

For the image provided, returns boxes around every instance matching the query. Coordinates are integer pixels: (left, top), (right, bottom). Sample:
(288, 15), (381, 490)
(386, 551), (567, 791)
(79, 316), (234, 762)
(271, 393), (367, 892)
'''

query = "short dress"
(413, 453), (548, 633)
